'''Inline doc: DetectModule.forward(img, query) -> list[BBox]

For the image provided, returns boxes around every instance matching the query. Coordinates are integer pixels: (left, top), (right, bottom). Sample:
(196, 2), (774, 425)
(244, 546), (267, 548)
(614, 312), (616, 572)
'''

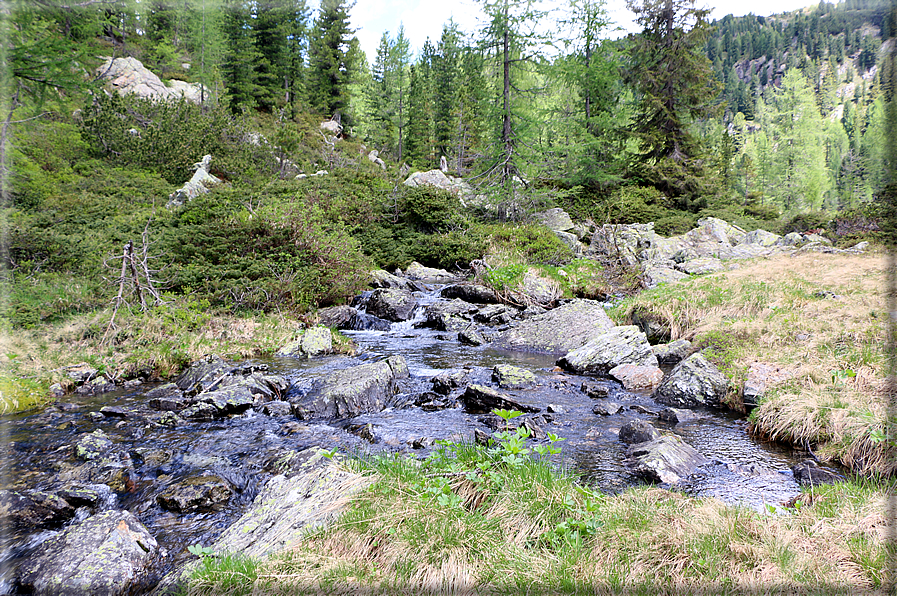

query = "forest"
(3, 0), (896, 355)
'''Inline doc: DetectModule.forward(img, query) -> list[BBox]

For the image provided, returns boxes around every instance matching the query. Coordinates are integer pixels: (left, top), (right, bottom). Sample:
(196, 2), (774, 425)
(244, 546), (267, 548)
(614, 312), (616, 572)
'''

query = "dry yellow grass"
(614, 251), (895, 475)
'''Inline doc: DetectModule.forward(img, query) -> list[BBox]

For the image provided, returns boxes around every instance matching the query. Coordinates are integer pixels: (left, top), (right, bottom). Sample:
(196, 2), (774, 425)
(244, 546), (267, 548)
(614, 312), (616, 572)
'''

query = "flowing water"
(0, 284), (813, 591)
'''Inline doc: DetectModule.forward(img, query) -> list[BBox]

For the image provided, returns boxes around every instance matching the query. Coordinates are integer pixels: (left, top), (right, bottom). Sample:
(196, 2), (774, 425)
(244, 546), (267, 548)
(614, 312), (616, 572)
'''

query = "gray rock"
(16, 510), (158, 596)
(261, 401), (293, 417)
(441, 284), (499, 304)
(458, 327), (487, 346)
(291, 356), (409, 419)
(493, 299), (615, 355)
(148, 394), (191, 412)
(554, 231), (584, 256)
(369, 270), (421, 291)
(778, 232), (803, 246)
(198, 385), (255, 415)
(145, 383), (182, 401)
(74, 430), (114, 461)
(424, 299), (477, 328)
(619, 419), (661, 444)
(558, 325), (658, 375)
(630, 307), (671, 343)
(592, 402), (622, 416)
(180, 402), (218, 420)
(459, 384), (540, 415)
(657, 407), (700, 424)
(533, 207), (575, 232)
(276, 326), (333, 358)
(643, 266), (689, 287)
(740, 229), (781, 246)
(167, 155), (222, 207)
(347, 311), (392, 331)
(96, 55), (207, 103)
(627, 435), (710, 484)
(405, 261), (460, 283)
(129, 448), (172, 468)
(675, 257), (725, 275)
(0, 490), (75, 532)
(431, 370), (468, 395)
(366, 288), (418, 322)
(156, 475), (233, 513)
(175, 355), (234, 393)
(608, 364), (664, 390)
(492, 364), (536, 389)
(653, 353), (729, 408)
(316, 305), (356, 328)
(474, 304), (514, 326)
(653, 339), (692, 366)
(65, 363), (98, 384)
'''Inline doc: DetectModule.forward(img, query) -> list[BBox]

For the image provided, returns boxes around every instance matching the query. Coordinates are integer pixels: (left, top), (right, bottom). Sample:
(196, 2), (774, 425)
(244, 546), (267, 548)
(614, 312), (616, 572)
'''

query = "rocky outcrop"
(653, 353), (729, 408)
(167, 154), (222, 208)
(557, 325), (657, 375)
(276, 326), (333, 358)
(366, 288), (418, 322)
(493, 299), (614, 355)
(403, 170), (473, 198)
(174, 355), (234, 393)
(16, 510), (158, 596)
(627, 435), (709, 484)
(96, 56), (207, 103)
(459, 384), (540, 414)
(291, 356), (409, 419)
(369, 269), (422, 291)
(316, 305), (356, 328)
(215, 455), (368, 556)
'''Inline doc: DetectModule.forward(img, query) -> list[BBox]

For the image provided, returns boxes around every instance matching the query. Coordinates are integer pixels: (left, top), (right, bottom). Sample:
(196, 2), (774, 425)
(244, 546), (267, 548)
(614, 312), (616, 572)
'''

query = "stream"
(0, 282), (811, 592)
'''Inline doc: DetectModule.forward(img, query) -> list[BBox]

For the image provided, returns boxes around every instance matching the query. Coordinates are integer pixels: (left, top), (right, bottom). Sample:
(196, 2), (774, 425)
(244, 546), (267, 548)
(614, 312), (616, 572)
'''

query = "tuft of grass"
(0, 373), (51, 414)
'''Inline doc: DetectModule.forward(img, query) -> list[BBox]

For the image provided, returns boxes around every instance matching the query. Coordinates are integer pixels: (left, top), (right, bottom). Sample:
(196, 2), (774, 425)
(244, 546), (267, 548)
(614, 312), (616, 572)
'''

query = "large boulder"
(96, 56), (207, 102)
(492, 364), (536, 389)
(365, 288), (418, 322)
(493, 299), (615, 355)
(626, 435), (709, 484)
(533, 208), (575, 232)
(653, 353), (729, 408)
(619, 419), (661, 444)
(424, 299), (478, 328)
(369, 269), (422, 291)
(652, 339), (692, 366)
(403, 170), (473, 198)
(291, 356), (409, 419)
(16, 510), (158, 595)
(739, 229), (781, 247)
(405, 261), (460, 283)
(276, 326), (333, 358)
(316, 305), (356, 329)
(441, 284), (499, 304)
(557, 326), (658, 375)
(609, 364), (664, 390)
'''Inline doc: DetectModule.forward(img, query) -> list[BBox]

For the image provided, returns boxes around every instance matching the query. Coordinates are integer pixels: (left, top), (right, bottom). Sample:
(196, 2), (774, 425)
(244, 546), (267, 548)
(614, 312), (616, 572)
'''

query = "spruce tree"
(307, 0), (355, 121)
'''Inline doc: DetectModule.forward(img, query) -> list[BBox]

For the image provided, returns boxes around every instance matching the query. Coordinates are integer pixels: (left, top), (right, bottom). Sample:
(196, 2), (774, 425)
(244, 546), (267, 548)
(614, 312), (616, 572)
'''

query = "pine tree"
(307, 0), (355, 121)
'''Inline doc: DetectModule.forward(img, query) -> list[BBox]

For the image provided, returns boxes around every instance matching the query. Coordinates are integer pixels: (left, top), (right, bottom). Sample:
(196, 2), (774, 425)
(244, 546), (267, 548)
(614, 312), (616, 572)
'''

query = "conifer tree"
(308, 0), (355, 121)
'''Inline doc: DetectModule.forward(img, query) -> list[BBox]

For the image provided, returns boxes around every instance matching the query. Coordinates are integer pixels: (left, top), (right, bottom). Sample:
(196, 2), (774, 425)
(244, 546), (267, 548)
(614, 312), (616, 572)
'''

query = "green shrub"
(781, 210), (832, 234)
(420, 228), (488, 270)
(486, 224), (573, 266)
(654, 214), (697, 236)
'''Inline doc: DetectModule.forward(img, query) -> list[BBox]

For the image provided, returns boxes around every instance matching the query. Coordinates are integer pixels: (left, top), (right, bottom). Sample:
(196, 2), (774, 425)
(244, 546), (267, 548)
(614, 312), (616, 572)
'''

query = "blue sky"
(346, 0), (818, 62)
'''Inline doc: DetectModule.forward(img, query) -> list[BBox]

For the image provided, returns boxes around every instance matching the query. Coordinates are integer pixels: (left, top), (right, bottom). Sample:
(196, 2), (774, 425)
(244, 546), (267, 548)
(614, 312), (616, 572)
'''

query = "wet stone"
(180, 402), (218, 420)
(791, 461), (845, 487)
(458, 327), (487, 346)
(546, 404), (565, 414)
(129, 447), (172, 468)
(460, 385), (540, 415)
(74, 430), (113, 461)
(0, 489), (75, 531)
(657, 407), (699, 424)
(145, 382), (182, 400)
(441, 283), (498, 304)
(261, 401), (293, 417)
(15, 510), (158, 596)
(619, 419), (661, 444)
(149, 395), (192, 412)
(581, 382), (610, 399)
(56, 486), (103, 508)
(653, 339), (693, 366)
(593, 402), (622, 416)
(492, 364), (536, 389)
(431, 370), (467, 395)
(99, 406), (129, 418)
(627, 435), (710, 485)
(156, 475), (233, 513)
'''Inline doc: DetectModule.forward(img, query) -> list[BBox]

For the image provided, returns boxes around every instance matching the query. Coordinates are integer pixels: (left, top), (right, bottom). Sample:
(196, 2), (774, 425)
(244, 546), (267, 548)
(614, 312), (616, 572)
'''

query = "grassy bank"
(182, 439), (894, 595)
(0, 300), (346, 414)
(608, 251), (895, 477)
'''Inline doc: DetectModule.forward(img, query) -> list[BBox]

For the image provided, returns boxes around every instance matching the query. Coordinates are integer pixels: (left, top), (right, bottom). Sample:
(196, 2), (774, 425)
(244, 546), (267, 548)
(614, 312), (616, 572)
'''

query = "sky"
(347, 0), (817, 62)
